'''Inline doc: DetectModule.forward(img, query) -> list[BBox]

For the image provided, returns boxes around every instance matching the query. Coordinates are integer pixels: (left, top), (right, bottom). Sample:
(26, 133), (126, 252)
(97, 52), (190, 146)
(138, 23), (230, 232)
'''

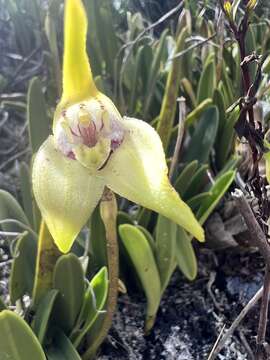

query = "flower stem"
(32, 220), (61, 308)
(256, 265), (270, 359)
(82, 189), (119, 360)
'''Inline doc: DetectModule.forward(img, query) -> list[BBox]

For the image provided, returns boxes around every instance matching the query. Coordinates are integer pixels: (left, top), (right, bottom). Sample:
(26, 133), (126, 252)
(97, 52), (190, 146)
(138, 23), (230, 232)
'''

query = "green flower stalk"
(32, 0), (204, 253)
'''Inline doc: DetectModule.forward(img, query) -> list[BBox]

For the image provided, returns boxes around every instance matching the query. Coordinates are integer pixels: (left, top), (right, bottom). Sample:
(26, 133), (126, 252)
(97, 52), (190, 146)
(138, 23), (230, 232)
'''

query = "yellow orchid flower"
(32, 0), (204, 253)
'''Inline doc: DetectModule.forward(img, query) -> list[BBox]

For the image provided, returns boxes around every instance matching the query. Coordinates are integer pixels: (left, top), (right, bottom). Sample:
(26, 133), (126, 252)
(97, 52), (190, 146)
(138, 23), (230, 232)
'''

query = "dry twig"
(208, 286), (263, 360)
(169, 97), (186, 180)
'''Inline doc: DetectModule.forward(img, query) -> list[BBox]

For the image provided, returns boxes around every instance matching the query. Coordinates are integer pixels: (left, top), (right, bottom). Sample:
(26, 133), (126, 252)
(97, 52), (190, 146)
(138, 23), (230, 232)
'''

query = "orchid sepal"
(32, 136), (105, 253)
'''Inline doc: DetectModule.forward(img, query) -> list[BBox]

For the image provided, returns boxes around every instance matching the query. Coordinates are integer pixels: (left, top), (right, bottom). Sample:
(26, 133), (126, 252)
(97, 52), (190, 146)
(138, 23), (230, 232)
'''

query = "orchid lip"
(54, 99), (125, 170)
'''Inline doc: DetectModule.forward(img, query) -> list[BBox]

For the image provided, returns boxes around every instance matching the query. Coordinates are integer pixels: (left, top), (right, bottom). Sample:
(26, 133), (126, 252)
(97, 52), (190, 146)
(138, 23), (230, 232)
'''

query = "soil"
(98, 249), (265, 360)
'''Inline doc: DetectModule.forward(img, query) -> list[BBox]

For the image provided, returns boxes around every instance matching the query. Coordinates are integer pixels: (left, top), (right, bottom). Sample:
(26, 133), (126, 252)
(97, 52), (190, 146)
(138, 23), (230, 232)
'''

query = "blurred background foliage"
(1, 0), (270, 353)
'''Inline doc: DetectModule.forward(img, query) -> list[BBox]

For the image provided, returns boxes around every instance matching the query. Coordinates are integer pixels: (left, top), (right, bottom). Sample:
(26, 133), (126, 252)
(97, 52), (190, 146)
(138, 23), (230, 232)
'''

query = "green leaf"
(84, 0), (103, 75)
(0, 310), (46, 360)
(245, 27), (257, 81)
(129, 46), (144, 113)
(27, 77), (50, 154)
(45, 0), (61, 96)
(217, 155), (240, 177)
(71, 267), (108, 348)
(144, 29), (169, 118)
(181, 77), (196, 108)
(156, 27), (188, 150)
(136, 225), (156, 254)
(53, 254), (85, 332)
(137, 208), (153, 228)
(213, 88), (226, 140)
(221, 63), (235, 106)
(187, 192), (211, 212)
(140, 44), (154, 96)
(96, 3), (119, 76)
(46, 329), (81, 360)
(185, 98), (213, 127)
(216, 107), (239, 168)
(175, 227), (197, 281)
(174, 160), (198, 196)
(33, 289), (59, 344)
(196, 54), (216, 104)
(183, 106), (219, 164)
(197, 171), (236, 224)
(183, 164), (209, 200)
(119, 224), (161, 331)
(155, 216), (177, 292)
(19, 162), (34, 228)
(117, 211), (134, 226)
(9, 232), (37, 303)
(89, 206), (107, 270)
(0, 189), (30, 232)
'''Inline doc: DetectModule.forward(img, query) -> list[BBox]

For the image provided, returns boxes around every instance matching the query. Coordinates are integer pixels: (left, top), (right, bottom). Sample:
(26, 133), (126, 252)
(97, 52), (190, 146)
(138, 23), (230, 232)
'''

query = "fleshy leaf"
(32, 136), (104, 253)
(99, 117), (204, 242)
(61, 0), (97, 106)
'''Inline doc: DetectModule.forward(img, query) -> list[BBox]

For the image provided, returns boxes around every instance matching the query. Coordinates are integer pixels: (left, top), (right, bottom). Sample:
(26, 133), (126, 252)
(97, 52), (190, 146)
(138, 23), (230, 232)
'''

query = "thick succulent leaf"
(155, 216), (177, 292)
(174, 160), (198, 196)
(71, 267), (108, 347)
(183, 106), (219, 164)
(156, 27), (188, 150)
(196, 53), (216, 104)
(10, 232), (37, 303)
(0, 189), (30, 232)
(187, 192), (211, 212)
(53, 254), (85, 332)
(183, 164), (208, 200)
(119, 224), (161, 331)
(117, 211), (134, 226)
(89, 206), (107, 270)
(61, 0), (97, 106)
(33, 289), (59, 344)
(144, 29), (169, 119)
(197, 171), (235, 225)
(0, 310), (46, 360)
(32, 136), (104, 253)
(46, 329), (81, 360)
(95, 4), (119, 76)
(100, 118), (204, 242)
(175, 227), (197, 281)
(19, 162), (35, 228)
(136, 225), (156, 254)
(27, 77), (50, 154)
(185, 98), (213, 127)
(216, 107), (239, 168)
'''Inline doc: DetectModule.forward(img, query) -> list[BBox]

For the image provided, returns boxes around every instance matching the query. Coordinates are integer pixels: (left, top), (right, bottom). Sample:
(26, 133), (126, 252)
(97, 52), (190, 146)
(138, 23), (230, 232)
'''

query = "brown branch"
(257, 266), (270, 359)
(232, 189), (270, 358)
(232, 190), (270, 265)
